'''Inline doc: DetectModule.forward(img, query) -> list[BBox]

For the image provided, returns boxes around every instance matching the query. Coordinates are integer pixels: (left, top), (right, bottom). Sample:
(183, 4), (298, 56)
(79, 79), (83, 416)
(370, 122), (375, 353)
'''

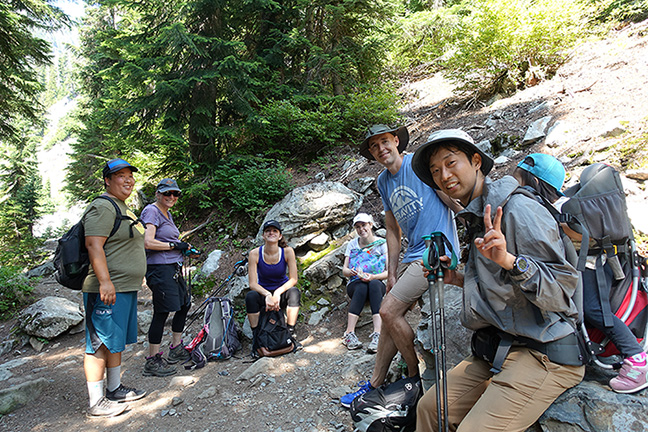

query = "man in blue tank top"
(341, 125), (460, 408)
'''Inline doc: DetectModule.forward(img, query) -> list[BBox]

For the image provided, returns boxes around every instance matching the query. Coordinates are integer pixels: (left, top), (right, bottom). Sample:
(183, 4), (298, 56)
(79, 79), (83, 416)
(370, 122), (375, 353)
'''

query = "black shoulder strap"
(509, 186), (584, 326)
(510, 186), (587, 271)
(93, 195), (141, 238)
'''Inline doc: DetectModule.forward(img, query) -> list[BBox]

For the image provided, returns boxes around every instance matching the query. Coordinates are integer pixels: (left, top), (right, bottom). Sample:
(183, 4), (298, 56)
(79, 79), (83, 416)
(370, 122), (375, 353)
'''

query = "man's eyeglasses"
(161, 191), (181, 197)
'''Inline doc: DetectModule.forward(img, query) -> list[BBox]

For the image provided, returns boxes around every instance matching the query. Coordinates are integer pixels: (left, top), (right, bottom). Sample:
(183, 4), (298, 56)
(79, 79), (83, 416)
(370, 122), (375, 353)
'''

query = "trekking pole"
(422, 232), (458, 432)
(186, 256), (248, 328)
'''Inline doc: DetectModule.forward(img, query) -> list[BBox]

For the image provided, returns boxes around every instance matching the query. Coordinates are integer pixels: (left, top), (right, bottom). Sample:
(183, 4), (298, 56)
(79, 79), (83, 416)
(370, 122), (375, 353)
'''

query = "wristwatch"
(169, 242), (176, 250)
(509, 255), (529, 276)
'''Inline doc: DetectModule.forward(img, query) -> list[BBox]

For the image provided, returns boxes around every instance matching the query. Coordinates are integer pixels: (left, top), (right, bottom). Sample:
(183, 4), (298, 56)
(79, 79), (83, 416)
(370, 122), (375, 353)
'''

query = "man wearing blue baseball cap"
(83, 157), (147, 417)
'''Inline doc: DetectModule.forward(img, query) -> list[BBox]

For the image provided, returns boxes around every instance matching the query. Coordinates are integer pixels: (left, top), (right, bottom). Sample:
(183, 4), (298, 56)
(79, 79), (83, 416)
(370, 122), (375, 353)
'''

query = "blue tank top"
(257, 246), (289, 291)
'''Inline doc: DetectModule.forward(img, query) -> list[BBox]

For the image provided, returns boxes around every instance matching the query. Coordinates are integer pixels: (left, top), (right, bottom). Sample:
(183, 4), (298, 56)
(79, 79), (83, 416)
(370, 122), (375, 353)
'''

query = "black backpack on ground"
(350, 375), (423, 432)
(53, 195), (135, 290)
(253, 310), (294, 357)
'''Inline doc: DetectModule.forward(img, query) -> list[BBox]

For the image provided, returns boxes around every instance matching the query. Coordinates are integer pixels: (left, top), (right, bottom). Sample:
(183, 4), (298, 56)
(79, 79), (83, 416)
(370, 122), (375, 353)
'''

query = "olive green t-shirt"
(81, 197), (146, 293)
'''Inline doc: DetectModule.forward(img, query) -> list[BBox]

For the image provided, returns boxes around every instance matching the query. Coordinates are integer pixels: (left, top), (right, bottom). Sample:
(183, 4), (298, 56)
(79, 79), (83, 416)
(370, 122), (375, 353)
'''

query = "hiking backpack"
(350, 375), (423, 432)
(559, 163), (648, 362)
(253, 310), (294, 358)
(184, 297), (241, 369)
(53, 195), (135, 290)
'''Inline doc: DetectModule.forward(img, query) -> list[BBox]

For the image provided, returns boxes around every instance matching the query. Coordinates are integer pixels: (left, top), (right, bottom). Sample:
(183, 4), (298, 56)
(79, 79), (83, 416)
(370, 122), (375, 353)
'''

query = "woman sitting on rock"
(246, 220), (301, 349)
(341, 213), (388, 353)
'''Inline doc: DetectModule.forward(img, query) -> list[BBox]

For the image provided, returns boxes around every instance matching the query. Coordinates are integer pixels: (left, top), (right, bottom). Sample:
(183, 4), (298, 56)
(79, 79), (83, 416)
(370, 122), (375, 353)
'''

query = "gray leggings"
(583, 262), (643, 358)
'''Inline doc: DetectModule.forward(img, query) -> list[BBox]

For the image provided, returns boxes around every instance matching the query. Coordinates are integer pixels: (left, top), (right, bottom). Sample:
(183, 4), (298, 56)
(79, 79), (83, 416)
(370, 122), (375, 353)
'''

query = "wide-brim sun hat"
(412, 129), (494, 190)
(359, 125), (409, 160)
(102, 158), (138, 178)
(156, 178), (181, 193)
(517, 153), (565, 194)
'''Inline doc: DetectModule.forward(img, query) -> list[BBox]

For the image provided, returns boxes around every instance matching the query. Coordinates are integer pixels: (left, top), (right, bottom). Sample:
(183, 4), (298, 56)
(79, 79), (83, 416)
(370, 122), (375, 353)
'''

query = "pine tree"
(0, 0), (69, 141)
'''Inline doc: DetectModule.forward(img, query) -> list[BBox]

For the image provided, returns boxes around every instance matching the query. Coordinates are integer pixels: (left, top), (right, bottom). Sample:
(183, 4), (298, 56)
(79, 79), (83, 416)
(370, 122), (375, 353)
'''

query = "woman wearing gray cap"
(141, 179), (197, 376)
(83, 158), (147, 417)
(245, 220), (301, 349)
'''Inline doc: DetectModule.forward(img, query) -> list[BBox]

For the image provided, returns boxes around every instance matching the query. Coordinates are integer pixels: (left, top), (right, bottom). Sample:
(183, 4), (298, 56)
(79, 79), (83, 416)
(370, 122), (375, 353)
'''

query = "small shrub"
(444, 0), (590, 96)
(0, 266), (35, 319)
(595, 0), (648, 23)
(248, 87), (402, 160)
(211, 155), (293, 218)
(392, 0), (591, 97)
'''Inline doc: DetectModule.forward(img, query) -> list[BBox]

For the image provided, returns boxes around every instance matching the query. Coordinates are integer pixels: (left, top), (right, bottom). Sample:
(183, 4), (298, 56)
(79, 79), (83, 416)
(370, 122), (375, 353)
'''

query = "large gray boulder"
(257, 182), (362, 248)
(17, 296), (83, 339)
(416, 283), (472, 369)
(0, 378), (48, 415)
(27, 261), (55, 278)
(302, 241), (348, 284)
(537, 375), (648, 431)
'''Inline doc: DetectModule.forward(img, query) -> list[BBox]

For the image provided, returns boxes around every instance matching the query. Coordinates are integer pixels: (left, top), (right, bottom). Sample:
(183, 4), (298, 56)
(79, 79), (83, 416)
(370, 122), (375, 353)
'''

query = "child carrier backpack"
(253, 310), (294, 358)
(350, 375), (423, 432)
(560, 163), (648, 366)
(53, 195), (136, 290)
(184, 297), (241, 369)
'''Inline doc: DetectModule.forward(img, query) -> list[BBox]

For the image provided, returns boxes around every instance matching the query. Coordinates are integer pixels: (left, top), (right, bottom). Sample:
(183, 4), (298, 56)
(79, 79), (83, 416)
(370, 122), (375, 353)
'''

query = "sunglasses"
(161, 191), (181, 197)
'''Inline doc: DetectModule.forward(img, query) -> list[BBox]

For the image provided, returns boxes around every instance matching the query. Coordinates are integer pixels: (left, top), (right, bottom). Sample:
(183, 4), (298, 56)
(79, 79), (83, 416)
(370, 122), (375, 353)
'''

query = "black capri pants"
(346, 279), (386, 316)
(146, 263), (191, 345)
(245, 287), (301, 314)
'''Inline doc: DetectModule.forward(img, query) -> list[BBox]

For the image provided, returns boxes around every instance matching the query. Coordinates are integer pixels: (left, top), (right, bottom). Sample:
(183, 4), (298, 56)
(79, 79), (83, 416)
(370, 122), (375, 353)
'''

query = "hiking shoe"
(289, 328), (303, 351)
(87, 396), (127, 418)
(367, 332), (380, 354)
(609, 359), (648, 394)
(106, 384), (147, 402)
(340, 380), (373, 408)
(167, 343), (191, 364)
(342, 332), (362, 350)
(143, 353), (177, 377)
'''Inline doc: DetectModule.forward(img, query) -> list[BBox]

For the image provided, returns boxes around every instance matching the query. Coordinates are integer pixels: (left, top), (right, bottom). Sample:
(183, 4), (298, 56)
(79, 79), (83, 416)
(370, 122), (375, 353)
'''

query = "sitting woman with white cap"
(341, 213), (388, 353)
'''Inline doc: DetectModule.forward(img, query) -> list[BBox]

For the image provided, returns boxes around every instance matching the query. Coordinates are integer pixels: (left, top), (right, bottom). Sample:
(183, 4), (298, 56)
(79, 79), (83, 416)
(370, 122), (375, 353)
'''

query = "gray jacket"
(457, 176), (579, 343)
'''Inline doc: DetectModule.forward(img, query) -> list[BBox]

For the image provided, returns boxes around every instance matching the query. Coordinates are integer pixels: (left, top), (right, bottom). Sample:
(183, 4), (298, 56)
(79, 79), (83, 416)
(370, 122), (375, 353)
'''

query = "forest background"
(1, 0), (647, 318)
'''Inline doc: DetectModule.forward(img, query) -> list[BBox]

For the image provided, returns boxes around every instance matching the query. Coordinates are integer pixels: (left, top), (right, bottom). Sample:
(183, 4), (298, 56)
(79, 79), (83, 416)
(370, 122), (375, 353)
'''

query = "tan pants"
(416, 347), (584, 432)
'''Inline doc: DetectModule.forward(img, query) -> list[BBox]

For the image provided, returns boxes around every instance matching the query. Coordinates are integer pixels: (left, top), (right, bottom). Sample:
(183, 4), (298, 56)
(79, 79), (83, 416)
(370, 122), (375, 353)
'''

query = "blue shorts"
(84, 291), (138, 354)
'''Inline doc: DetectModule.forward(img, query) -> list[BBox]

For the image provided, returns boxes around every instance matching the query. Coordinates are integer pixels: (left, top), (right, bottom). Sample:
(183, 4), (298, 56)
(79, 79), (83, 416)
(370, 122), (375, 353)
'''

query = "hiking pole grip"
(432, 232), (450, 432)
(423, 234), (451, 432)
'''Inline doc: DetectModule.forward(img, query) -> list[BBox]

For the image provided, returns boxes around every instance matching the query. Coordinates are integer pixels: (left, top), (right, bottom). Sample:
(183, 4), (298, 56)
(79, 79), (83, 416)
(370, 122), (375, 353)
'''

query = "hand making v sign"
(474, 204), (516, 270)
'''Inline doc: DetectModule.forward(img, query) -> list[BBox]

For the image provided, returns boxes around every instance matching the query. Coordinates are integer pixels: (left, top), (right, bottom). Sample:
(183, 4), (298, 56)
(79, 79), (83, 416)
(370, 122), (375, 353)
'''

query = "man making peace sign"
(410, 130), (585, 432)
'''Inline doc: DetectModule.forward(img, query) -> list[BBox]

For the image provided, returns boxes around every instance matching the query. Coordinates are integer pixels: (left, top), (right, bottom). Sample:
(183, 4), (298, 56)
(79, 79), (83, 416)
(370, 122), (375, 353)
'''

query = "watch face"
(516, 256), (529, 272)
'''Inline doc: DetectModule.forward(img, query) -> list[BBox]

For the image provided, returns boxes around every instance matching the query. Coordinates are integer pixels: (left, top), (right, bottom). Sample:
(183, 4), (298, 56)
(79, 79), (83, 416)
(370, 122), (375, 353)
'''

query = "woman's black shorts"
(146, 263), (190, 313)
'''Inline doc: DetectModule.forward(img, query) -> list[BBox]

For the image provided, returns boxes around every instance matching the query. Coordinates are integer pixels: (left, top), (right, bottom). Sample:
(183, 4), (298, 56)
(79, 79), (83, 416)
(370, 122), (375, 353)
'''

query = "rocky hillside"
(1, 19), (648, 432)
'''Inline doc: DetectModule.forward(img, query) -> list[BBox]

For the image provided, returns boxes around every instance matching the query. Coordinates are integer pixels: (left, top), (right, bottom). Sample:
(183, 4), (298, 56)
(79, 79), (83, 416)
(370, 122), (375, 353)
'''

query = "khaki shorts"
(389, 260), (429, 305)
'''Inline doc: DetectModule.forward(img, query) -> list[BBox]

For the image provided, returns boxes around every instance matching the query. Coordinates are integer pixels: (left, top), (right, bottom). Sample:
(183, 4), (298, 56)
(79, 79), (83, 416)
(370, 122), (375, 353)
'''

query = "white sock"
(87, 380), (104, 407)
(106, 366), (121, 392)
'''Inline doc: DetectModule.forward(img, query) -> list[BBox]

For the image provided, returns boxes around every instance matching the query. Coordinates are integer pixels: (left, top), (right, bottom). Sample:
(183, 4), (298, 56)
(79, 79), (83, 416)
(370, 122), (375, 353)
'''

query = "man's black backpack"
(350, 376), (423, 432)
(53, 195), (133, 290)
(253, 310), (295, 357)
